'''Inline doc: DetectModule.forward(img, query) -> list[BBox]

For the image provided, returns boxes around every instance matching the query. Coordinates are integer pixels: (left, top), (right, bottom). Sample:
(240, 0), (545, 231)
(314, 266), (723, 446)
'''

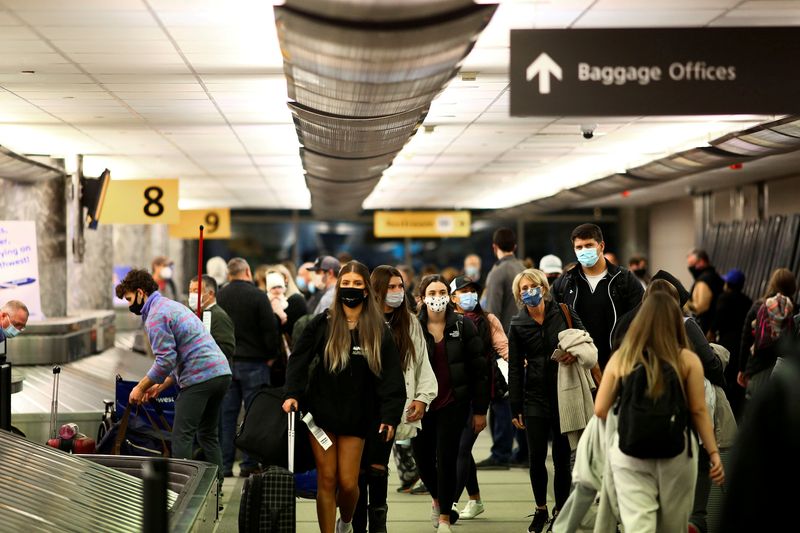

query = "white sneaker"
(438, 522), (453, 533)
(460, 499), (485, 519)
(336, 518), (354, 533)
(431, 506), (440, 528)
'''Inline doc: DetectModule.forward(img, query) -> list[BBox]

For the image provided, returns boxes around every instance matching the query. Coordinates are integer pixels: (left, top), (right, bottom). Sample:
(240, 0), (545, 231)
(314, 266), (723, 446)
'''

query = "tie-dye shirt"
(142, 291), (231, 388)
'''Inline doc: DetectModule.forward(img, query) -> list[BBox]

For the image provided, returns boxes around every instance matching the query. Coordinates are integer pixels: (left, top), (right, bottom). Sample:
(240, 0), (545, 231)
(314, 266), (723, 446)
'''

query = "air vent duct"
(275, 2), (498, 218)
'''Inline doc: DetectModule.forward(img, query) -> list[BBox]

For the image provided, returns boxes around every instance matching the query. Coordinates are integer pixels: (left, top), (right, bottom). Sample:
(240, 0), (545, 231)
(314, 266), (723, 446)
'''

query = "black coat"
(285, 312), (406, 436)
(508, 301), (584, 418)
(418, 307), (490, 415)
(217, 279), (280, 362)
(551, 261), (643, 362)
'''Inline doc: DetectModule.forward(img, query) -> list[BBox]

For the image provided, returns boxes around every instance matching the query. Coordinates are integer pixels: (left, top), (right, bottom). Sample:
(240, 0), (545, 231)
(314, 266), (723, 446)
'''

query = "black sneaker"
(527, 507), (549, 533)
(410, 481), (429, 495)
(545, 509), (559, 532)
(475, 457), (510, 470)
(396, 474), (421, 493)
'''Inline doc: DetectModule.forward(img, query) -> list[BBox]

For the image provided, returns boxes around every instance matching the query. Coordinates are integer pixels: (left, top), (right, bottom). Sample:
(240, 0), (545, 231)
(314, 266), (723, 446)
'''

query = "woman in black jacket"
(413, 275), (489, 533)
(283, 261), (406, 533)
(508, 268), (584, 533)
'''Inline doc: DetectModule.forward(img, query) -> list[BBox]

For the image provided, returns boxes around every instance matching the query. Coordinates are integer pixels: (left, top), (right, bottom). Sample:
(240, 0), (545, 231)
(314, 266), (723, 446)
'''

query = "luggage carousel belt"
(0, 430), (216, 533)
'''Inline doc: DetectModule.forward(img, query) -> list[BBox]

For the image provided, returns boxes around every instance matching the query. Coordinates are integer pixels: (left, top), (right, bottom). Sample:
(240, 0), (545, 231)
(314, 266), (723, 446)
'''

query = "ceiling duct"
(572, 173), (651, 197)
(712, 126), (800, 156)
(276, 4), (496, 118)
(284, 0), (475, 23)
(492, 115), (800, 217)
(306, 175), (382, 195)
(287, 72), (452, 117)
(628, 147), (750, 180)
(301, 150), (395, 181)
(289, 103), (427, 159)
(768, 116), (800, 138)
(0, 146), (65, 182)
(275, 2), (498, 218)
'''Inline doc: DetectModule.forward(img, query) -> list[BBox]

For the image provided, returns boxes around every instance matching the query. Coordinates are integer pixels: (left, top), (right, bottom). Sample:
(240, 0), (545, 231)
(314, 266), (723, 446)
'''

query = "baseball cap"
(310, 255), (341, 273)
(722, 269), (745, 287)
(450, 275), (481, 293)
(539, 254), (563, 275)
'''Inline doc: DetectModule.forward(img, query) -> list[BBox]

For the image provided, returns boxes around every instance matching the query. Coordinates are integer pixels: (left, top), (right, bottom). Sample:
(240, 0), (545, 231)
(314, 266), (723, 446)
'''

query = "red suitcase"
(45, 366), (96, 454)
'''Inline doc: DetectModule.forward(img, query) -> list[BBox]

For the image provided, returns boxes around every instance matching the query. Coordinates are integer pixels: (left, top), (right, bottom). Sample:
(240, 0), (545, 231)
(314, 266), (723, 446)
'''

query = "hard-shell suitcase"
(45, 366), (97, 454)
(238, 411), (299, 533)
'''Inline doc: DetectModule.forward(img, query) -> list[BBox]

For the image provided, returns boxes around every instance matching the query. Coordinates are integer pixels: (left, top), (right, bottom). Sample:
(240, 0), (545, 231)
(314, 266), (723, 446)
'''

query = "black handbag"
(235, 387), (315, 473)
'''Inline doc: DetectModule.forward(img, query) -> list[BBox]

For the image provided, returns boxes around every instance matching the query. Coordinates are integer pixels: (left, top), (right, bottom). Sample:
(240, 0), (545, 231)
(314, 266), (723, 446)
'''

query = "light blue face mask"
(2, 324), (20, 338)
(576, 247), (599, 268)
(458, 292), (479, 311)
(465, 266), (480, 280)
(521, 286), (543, 307)
(295, 275), (307, 291)
(385, 291), (405, 309)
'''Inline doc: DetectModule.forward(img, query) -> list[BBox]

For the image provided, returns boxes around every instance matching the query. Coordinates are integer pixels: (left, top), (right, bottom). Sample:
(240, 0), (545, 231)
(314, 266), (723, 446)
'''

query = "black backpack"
(614, 360), (692, 459)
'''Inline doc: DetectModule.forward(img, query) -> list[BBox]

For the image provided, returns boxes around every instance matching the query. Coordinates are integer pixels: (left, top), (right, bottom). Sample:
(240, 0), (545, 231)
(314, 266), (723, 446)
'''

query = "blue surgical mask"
(458, 292), (479, 312)
(295, 275), (307, 291)
(465, 266), (480, 281)
(576, 248), (599, 268)
(521, 287), (543, 307)
(2, 324), (20, 338)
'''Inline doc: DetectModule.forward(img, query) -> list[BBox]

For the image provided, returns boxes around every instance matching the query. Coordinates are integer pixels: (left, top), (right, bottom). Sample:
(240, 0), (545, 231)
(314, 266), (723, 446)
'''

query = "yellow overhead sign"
(374, 211), (471, 238)
(99, 179), (179, 224)
(169, 209), (231, 239)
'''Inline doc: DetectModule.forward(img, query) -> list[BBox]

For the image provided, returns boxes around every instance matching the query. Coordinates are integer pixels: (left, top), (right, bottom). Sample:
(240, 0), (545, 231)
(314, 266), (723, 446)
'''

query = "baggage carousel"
(0, 430), (218, 532)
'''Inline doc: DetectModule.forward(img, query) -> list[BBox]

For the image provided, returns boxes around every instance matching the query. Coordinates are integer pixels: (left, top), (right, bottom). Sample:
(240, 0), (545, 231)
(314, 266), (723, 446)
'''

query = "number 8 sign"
(99, 179), (179, 224)
(168, 209), (231, 239)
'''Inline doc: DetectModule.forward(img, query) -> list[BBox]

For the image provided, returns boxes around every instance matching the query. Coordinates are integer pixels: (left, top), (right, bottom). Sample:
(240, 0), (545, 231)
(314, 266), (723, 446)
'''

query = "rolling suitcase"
(238, 411), (299, 533)
(45, 366), (97, 454)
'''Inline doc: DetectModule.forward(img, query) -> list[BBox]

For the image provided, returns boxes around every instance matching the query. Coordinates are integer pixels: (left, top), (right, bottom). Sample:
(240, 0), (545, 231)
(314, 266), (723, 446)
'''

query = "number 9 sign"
(169, 209), (231, 239)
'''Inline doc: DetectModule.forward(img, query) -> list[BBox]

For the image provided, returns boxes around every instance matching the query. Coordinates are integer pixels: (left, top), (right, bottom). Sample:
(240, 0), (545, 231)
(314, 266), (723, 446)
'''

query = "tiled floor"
(215, 429), (550, 533)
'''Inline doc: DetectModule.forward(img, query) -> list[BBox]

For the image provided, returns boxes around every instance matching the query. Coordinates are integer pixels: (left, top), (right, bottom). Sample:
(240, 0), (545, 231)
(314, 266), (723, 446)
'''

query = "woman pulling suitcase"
(283, 261), (406, 533)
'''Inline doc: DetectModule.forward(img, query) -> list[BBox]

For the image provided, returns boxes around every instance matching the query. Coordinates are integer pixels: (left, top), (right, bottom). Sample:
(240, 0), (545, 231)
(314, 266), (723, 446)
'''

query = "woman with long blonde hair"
(595, 291), (724, 533)
(283, 261), (406, 533)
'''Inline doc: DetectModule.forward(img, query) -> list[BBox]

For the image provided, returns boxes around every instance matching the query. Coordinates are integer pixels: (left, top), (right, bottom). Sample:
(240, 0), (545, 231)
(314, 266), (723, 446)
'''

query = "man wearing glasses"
(0, 300), (28, 346)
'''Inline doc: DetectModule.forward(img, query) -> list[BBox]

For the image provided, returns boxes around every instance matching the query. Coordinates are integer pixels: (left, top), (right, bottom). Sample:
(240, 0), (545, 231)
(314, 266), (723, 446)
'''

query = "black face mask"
(688, 266), (700, 279)
(339, 287), (367, 308)
(129, 291), (145, 315)
(633, 268), (647, 279)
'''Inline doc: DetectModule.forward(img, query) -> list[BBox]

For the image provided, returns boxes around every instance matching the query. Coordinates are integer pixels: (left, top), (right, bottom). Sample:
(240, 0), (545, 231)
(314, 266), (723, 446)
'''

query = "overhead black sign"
(510, 28), (800, 116)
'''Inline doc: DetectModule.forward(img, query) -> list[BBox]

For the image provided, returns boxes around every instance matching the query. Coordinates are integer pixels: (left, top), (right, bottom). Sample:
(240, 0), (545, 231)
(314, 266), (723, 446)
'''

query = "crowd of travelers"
(84, 220), (800, 533)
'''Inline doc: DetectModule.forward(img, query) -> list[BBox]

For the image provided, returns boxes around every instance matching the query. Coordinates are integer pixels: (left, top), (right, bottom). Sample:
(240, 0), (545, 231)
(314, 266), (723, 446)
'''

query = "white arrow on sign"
(526, 53), (562, 94)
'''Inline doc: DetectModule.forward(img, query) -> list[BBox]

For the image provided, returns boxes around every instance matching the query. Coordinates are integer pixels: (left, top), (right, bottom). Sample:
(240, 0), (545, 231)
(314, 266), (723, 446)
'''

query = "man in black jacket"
(216, 257), (280, 477)
(551, 223), (643, 370)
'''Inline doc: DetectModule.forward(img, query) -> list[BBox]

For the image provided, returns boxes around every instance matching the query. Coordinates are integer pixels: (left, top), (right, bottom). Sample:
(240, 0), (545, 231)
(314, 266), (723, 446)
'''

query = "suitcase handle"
(287, 410), (295, 473)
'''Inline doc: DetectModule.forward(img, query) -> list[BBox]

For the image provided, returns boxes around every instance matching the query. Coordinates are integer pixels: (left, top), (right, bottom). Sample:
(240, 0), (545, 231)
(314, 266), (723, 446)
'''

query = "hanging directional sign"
(374, 211), (471, 238)
(168, 209), (231, 239)
(510, 27), (800, 116)
(99, 179), (179, 224)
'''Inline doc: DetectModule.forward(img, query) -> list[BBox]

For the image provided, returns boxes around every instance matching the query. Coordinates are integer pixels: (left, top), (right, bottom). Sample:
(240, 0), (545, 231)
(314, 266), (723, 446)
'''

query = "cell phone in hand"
(551, 348), (569, 362)
(379, 426), (389, 441)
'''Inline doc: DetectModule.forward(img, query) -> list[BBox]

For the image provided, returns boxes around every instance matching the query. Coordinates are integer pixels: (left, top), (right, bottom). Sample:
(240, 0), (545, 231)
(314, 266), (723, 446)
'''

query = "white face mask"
(424, 295), (449, 313)
(188, 292), (199, 310)
(385, 291), (405, 308)
(160, 266), (173, 280)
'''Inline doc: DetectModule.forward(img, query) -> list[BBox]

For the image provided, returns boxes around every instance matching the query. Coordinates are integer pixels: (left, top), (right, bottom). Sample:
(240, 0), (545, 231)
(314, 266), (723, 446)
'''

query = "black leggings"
(412, 402), (470, 514)
(454, 410), (480, 502)
(525, 415), (571, 510)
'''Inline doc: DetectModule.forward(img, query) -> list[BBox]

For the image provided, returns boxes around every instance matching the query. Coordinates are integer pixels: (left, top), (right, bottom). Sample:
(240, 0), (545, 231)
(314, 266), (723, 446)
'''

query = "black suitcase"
(238, 411), (299, 533)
